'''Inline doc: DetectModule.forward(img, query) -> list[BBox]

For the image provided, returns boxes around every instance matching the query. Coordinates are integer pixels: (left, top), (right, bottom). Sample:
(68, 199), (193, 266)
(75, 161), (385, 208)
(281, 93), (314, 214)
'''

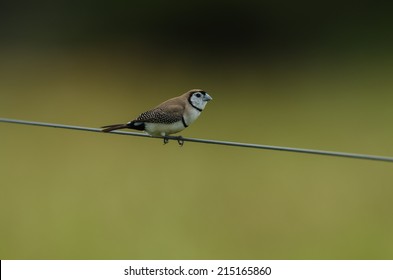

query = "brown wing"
(135, 103), (185, 124)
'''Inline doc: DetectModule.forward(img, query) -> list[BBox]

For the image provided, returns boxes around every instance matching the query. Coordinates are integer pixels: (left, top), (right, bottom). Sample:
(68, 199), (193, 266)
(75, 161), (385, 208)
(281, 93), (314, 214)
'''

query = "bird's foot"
(177, 136), (184, 147)
(162, 136), (184, 146)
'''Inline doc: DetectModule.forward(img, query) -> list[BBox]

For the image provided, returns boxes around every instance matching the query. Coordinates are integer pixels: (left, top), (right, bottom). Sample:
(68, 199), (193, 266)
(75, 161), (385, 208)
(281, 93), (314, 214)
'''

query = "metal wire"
(1, 117), (393, 163)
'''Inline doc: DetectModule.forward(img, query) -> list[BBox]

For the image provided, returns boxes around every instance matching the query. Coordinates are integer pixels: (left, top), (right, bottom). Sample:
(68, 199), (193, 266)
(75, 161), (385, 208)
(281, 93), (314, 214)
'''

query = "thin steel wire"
(1, 117), (393, 163)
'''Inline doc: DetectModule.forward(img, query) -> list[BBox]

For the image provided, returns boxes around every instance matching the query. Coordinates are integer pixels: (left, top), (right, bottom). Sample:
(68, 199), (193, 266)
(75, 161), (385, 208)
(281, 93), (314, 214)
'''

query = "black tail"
(101, 121), (145, 132)
(101, 123), (129, 132)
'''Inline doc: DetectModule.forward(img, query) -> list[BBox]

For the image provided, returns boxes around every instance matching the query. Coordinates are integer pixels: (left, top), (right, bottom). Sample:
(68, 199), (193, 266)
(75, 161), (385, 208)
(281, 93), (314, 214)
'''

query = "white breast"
(144, 121), (186, 137)
(183, 107), (201, 127)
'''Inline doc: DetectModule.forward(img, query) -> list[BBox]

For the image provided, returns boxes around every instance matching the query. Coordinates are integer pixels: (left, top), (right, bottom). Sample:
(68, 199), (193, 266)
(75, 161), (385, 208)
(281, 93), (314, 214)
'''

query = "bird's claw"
(162, 136), (184, 146)
(177, 136), (184, 147)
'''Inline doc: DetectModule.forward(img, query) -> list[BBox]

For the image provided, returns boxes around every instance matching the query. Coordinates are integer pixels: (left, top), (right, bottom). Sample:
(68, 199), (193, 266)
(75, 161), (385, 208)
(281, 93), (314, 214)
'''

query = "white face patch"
(189, 92), (209, 111)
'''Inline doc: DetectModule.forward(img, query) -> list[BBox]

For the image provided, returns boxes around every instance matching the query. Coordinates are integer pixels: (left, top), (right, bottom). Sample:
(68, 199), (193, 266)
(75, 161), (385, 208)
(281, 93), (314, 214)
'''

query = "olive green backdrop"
(1, 1), (393, 259)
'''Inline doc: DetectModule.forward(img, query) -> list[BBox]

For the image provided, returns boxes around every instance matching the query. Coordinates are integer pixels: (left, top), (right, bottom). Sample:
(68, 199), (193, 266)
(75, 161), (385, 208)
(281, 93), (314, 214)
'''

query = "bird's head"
(188, 89), (213, 111)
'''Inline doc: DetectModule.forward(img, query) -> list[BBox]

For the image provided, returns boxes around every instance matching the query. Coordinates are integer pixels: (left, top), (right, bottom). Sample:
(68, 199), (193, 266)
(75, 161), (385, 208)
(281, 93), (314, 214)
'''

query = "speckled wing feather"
(134, 102), (185, 124)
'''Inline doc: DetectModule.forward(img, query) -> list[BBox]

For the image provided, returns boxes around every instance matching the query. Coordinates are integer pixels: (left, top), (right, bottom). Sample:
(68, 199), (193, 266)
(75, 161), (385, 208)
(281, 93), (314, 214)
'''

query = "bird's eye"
(195, 93), (202, 98)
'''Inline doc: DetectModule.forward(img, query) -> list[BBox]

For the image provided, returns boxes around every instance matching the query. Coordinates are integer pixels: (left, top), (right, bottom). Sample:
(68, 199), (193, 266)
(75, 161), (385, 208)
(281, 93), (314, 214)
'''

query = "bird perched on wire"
(101, 89), (213, 145)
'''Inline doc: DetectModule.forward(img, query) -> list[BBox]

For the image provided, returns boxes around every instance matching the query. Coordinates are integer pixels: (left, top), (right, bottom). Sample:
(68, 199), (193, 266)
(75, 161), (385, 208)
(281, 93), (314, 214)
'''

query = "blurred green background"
(1, 0), (393, 259)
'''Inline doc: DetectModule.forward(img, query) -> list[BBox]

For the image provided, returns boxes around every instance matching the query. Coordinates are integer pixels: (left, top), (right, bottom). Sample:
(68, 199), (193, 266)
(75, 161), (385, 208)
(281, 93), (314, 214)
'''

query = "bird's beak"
(203, 93), (213, 101)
